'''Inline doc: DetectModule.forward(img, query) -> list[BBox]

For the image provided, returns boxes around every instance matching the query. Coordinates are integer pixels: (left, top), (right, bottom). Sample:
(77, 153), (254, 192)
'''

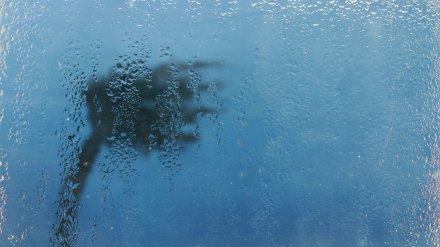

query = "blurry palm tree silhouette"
(51, 59), (222, 246)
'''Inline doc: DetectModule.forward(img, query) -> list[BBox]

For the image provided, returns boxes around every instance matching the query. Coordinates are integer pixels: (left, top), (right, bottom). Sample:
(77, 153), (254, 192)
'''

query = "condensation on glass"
(1, 0), (440, 246)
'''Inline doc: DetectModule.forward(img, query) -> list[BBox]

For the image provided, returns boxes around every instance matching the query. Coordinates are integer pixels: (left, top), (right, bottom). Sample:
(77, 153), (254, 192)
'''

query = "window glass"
(0, 1), (439, 246)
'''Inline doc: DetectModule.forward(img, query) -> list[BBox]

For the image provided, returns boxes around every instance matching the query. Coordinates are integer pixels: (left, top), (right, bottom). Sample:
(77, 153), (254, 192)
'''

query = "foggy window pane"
(0, 1), (439, 246)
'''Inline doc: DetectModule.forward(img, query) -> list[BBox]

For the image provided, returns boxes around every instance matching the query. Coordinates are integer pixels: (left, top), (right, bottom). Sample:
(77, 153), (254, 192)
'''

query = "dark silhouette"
(73, 60), (219, 197)
(52, 59), (222, 246)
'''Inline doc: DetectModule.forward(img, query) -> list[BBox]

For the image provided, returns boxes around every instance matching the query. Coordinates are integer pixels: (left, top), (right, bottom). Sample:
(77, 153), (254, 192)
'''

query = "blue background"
(0, 0), (439, 246)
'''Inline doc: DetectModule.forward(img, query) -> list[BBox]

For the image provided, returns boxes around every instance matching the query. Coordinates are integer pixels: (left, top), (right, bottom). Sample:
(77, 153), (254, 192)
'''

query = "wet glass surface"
(1, 1), (440, 246)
